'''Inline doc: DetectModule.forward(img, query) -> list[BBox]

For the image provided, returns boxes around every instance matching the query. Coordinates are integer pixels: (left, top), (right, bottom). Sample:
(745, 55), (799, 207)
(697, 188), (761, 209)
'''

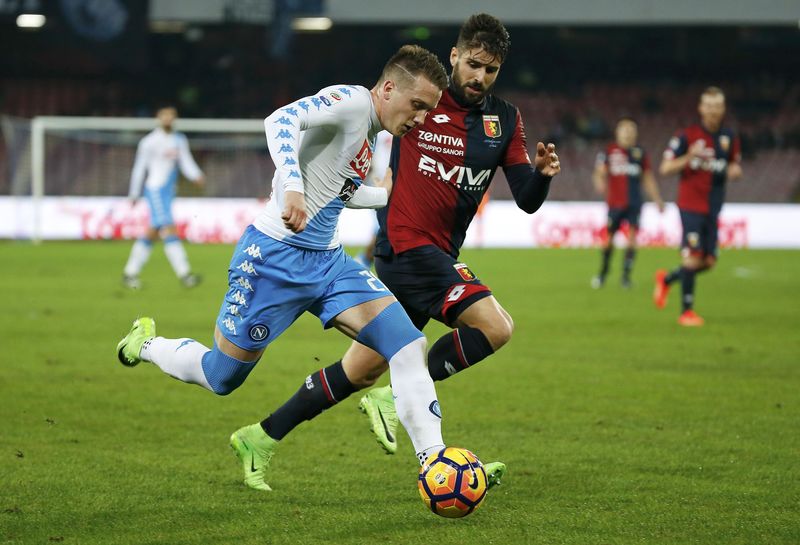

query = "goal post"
(28, 116), (268, 243)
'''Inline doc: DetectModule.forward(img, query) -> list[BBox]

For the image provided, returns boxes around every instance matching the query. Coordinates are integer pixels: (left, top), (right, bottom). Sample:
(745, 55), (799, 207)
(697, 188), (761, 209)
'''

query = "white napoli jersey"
(254, 84), (386, 250)
(128, 128), (203, 197)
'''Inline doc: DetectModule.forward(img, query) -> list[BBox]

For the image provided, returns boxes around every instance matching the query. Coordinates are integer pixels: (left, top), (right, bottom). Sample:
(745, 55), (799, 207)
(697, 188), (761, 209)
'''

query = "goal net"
(2, 115), (273, 241)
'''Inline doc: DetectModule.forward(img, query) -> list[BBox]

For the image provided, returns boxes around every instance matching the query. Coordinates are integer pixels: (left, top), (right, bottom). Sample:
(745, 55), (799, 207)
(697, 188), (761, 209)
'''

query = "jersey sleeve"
(731, 134), (742, 163)
(176, 133), (203, 181)
(128, 138), (149, 198)
(502, 108), (532, 167)
(663, 131), (688, 161)
(265, 85), (371, 194)
(641, 149), (652, 172)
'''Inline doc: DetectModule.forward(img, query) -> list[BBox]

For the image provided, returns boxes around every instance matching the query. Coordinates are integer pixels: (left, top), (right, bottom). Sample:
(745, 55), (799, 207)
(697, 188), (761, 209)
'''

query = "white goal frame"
(30, 116), (265, 243)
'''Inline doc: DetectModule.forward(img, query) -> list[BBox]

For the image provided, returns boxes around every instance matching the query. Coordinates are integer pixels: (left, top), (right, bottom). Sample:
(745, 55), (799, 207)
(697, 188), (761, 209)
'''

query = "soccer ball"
(418, 447), (488, 518)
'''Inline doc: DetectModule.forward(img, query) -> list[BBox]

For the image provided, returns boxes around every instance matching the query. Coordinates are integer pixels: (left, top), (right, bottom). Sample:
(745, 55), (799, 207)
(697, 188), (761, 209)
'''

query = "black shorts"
(374, 245), (492, 330)
(680, 210), (719, 258)
(607, 206), (642, 232)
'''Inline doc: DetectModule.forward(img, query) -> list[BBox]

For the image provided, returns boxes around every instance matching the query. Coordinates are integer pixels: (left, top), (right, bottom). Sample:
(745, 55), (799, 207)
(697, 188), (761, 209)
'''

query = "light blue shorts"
(215, 225), (391, 351)
(144, 171), (178, 228)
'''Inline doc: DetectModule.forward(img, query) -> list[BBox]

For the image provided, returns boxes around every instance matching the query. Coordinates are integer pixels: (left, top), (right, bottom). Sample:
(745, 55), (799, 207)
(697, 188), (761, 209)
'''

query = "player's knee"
(355, 302), (424, 363)
(482, 316), (513, 350)
(201, 347), (259, 396)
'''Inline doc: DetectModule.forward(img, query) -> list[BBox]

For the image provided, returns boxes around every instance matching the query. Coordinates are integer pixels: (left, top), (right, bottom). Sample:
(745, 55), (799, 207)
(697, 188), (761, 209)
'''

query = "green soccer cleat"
(358, 385), (399, 455)
(116, 317), (155, 367)
(484, 461), (507, 489)
(229, 423), (278, 492)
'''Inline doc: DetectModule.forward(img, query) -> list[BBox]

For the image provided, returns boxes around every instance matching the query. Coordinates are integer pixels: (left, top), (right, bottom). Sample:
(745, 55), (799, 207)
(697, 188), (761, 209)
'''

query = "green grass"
(1, 241), (798, 544)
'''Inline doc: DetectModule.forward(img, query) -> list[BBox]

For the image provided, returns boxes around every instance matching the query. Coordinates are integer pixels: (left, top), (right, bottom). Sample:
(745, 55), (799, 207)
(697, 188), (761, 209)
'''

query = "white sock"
(164, 239), (191, 278)
(387, 337), (445, 464)
(140, 336), (213, 391)
(124, 240), (152, 277)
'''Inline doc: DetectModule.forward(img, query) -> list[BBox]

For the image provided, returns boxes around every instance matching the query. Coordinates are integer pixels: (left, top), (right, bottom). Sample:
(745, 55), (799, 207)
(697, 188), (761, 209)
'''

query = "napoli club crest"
(482, 115), (501, 138)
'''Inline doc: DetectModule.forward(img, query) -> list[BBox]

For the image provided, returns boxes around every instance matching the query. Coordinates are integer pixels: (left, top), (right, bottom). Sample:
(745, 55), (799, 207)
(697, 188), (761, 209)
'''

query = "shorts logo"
(482, 115), (501, 138)
(687, 232), (700, 248)
(428, 400), (442, 419)
(249, 324), (269, 342)
(454, 263), (476, 281)
(719, 135), (730, 152)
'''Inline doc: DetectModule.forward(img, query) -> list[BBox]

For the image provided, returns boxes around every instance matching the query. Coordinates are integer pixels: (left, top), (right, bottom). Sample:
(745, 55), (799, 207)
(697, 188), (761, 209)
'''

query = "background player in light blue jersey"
(117, 45), (454, 491)
(122, 105), (204, 289)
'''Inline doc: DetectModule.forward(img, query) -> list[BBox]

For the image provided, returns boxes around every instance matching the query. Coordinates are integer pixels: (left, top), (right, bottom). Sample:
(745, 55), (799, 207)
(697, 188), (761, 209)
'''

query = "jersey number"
(359, 270), (386, 292)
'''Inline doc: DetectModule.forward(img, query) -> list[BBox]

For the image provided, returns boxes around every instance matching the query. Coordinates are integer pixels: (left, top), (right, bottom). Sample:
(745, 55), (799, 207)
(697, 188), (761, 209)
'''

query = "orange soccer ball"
(418, 447), (488, 518)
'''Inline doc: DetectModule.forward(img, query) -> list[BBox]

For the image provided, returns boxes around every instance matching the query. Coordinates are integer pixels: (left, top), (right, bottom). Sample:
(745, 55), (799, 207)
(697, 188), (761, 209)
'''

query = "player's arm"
(641, 151), (665, 212)
(347, 167), (392, 209)
(177, 134), (204, 186)
(592, 154), (608, 196)
(265, 86), (370, 232)
(503, 110), (559, 214)
(727, 135), (743, 181)
(659, 132), (701, 176)
(128, 139), (149, 203)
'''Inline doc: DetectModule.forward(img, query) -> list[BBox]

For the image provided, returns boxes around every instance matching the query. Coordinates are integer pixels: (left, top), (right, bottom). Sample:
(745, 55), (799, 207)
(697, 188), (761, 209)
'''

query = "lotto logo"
(432, 114), (451, 124)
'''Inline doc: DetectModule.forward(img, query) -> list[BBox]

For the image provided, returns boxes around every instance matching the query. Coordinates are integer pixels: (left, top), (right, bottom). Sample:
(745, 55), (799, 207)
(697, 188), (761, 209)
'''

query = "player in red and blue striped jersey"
(654, 87), (742, 326)
(592, 117), (665, 289)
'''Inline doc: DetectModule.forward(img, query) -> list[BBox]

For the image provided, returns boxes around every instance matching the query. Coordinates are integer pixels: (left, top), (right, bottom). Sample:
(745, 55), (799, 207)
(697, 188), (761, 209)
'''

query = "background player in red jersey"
(249, 14), (560, 486)
(592, 117), (665, 289)
(654, 87), (742, 326)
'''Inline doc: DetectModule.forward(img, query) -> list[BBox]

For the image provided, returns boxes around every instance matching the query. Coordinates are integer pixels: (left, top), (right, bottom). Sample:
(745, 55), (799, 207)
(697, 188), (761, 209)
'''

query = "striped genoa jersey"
(663, 124), (741, 216)
(596, 143), (651, 209)
(375, 88), (534, 259)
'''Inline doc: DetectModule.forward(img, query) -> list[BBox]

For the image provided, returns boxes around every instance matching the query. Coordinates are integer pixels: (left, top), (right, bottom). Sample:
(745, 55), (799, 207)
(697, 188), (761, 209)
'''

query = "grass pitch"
(1, 241), (798, 544)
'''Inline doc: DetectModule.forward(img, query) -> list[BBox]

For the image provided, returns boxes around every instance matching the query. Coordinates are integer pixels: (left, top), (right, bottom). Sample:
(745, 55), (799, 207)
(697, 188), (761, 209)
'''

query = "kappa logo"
(432, 113), (451, 124)
(243, 243), (262, 259)
(222, 317), (237, 335)
(237, 277), (254, 292)
(249, 324), (269, 342)
(228, 304), (239, 316)
(237, 260), (257, 275)
(231, 290), (248, 306)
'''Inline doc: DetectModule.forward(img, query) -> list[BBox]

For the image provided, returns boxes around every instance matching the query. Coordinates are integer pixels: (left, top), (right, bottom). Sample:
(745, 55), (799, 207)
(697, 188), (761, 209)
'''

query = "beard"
(451, 66), (493, 105)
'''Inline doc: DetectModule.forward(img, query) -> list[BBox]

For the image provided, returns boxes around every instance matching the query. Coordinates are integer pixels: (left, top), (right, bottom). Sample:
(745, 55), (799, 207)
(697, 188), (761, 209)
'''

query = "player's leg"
(621, 216), (639, 288)
(656, 209), (690, 308)
(330, 294), (444, 466)
(123, 223), (157, 288)
(594, 210), (620, 289)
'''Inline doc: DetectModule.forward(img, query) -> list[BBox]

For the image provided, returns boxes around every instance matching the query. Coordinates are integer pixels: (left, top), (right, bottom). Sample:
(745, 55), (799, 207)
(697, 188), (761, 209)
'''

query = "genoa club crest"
(482, 115), (501, 138)
(453, 263), (476, 281)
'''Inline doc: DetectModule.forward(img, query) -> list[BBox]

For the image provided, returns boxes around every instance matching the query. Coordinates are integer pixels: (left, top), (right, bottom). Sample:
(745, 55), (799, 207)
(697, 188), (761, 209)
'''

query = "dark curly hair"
(456, 13), (511, 63)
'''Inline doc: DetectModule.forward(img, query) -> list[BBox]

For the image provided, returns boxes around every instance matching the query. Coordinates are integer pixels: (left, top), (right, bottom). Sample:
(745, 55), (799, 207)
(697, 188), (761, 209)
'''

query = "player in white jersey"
(116, 45), (456, 491)
(122, 106), (204, 289)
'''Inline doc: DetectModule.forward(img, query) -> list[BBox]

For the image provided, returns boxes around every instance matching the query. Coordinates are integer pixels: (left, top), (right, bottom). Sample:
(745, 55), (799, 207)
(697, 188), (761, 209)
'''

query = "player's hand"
(535, 142), (561, 177)
(282, 190), (308, 233)
(374, 167), (393, 198)
(688, 140), (706, 158)
(657, 201), (666, 213)
(195, 175), (206, 188)
(727, 163), (743, 181)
